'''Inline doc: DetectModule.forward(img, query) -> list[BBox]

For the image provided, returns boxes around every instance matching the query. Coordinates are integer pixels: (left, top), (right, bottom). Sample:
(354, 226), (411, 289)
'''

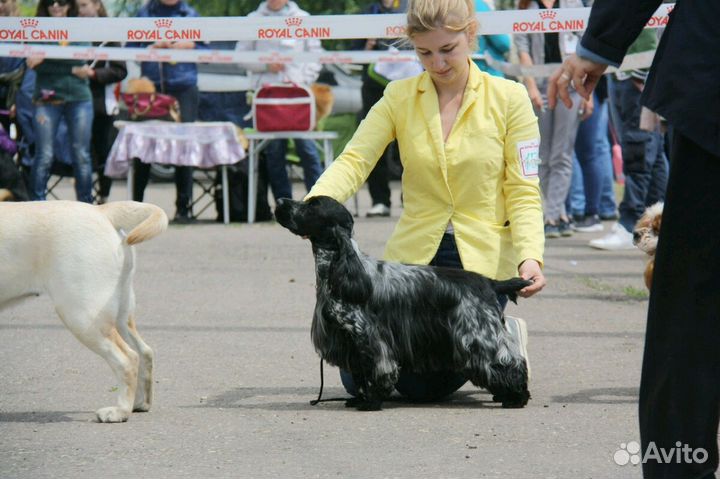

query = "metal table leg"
(127, 161), (134, 200)
(248, 140), (256, 224)
(222, 165), (229, 225)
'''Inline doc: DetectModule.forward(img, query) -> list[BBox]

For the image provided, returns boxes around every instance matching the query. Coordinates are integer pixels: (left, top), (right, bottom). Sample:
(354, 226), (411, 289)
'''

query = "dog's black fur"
(275, 196), (532, 410)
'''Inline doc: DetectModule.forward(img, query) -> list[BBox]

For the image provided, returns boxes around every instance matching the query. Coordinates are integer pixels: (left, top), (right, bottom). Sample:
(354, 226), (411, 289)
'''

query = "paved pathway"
(1, 181), (649, 478)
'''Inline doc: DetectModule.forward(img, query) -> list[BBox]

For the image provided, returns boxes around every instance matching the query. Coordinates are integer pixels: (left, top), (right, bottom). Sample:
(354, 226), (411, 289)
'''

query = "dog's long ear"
(328, 226), (373, 304)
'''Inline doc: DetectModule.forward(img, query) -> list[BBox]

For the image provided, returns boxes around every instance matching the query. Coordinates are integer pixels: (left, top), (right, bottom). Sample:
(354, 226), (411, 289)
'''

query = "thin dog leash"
(309, 358), (347, 405)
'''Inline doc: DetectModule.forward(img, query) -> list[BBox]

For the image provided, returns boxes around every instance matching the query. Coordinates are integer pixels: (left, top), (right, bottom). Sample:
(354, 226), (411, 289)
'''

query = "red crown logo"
(154, 18), (173, 29)
(539, 10), (557, 20)
(285, 17), (303, 27)
(20, 18), (39, 29)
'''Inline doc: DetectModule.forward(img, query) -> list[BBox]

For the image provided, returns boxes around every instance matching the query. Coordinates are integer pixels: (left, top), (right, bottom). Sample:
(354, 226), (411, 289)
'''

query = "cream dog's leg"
(113, 274), (154, 413)
(92, 328), (139, 423)
(125, 315), (154, 412)
(58, 308), (139, 423)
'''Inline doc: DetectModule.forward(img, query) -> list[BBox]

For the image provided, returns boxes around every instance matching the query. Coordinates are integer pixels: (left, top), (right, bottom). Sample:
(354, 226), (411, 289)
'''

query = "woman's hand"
(517, 259), (546, 298)
(71, 65), (94, 80)
(150, 41), (172, 49)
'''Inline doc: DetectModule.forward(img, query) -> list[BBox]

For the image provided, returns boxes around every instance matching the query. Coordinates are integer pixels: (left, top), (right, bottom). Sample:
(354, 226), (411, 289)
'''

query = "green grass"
(579, 276), (648, 301)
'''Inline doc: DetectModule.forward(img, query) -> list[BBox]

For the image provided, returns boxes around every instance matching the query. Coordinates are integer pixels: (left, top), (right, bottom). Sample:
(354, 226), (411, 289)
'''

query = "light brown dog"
(0, 201), (168, 422)
(0, 188), (12, 201)
(633, 202), (663, 290)
(125, 76), (157, 94)
(310, 83), (334, 123)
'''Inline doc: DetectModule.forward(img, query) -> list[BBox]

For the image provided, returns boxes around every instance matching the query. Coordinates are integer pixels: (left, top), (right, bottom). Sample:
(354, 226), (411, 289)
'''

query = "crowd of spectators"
(0, 0), (668, 251)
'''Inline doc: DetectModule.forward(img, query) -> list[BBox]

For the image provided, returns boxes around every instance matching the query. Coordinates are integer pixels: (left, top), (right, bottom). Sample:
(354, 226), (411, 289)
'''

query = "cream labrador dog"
(0, 200), (168, 423)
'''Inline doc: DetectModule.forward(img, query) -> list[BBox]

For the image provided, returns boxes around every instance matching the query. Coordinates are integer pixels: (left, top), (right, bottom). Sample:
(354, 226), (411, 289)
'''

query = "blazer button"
(447, 205), (453, 213)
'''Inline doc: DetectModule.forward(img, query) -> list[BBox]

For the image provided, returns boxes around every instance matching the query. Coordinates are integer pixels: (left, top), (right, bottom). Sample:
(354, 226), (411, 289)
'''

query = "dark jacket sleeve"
(580, 0), (663, 64)
(93, 60), (127, 86)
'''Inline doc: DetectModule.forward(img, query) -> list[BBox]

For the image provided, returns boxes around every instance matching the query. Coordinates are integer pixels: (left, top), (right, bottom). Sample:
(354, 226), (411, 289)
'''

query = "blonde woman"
(306, 0), (545, 402)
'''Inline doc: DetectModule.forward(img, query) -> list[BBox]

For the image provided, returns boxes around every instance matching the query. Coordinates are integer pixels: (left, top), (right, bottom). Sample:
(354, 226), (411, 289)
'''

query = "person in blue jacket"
(473, 0), (511, 78)
(131, 0), (203, 224)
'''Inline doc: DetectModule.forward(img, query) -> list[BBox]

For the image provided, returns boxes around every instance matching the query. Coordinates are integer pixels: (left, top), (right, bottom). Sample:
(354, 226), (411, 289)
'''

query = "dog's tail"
(492, 277), (533, 304)
(99, 201), (169, 245)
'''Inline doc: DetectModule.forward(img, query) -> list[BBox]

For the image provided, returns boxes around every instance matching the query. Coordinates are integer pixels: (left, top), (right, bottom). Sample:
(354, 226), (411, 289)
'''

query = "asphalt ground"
(1, 179), (651, 479)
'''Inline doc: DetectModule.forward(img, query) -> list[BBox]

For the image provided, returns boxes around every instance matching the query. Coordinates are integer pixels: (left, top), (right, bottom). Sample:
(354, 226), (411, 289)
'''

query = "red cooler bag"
(252, 83), (316, 132)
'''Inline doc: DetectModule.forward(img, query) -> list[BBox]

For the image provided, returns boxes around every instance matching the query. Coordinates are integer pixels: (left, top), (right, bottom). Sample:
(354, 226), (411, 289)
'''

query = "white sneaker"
(505, 315), (530, 381)
(366, 203), (390, 217)
(588, 223), (635, 250)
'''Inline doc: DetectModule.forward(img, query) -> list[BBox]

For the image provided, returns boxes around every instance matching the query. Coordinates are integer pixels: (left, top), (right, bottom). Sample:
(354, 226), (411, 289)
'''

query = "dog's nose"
(633, 231), (641, 243)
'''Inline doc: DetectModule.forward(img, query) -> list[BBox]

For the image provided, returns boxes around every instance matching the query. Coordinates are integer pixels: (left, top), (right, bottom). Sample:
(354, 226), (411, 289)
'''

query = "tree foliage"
(19, 0), (517, 17)
(107, 0), (369, 17)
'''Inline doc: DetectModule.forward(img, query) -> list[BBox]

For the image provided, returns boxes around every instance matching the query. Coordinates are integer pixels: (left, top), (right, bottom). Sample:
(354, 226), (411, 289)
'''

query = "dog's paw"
(95, 406), (130, 423)
(344, 397), (363, 408)
(493, 390), (530, 409)
(132, 402), (151, 413)
(356, 400), (383, 411)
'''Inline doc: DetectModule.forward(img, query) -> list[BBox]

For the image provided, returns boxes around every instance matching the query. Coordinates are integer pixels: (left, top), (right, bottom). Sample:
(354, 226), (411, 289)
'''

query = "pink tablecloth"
(105, 121), (246, 178)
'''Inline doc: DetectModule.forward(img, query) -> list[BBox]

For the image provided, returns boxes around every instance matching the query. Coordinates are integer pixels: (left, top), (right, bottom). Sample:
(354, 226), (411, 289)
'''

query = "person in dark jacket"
(75, 0), (127, 204)
(352, 0), (406, 217)
(131, 0), (202, 223)
(27, 0), (94, 203)
(549, 2), (720, 478)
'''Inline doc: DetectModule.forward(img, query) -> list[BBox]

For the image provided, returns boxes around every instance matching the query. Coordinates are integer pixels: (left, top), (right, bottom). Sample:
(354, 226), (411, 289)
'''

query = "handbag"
(252, 83), (315, 132)
(121, 92), (180, 122)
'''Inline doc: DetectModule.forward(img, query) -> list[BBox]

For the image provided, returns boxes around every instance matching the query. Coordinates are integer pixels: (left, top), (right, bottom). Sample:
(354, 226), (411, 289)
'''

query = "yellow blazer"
(307, 61), (544, 280)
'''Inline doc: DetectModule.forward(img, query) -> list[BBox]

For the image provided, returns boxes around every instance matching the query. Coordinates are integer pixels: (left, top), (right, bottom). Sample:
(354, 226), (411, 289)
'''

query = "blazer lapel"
(418, 73), (448, 180)
(455, 61), (481, 131)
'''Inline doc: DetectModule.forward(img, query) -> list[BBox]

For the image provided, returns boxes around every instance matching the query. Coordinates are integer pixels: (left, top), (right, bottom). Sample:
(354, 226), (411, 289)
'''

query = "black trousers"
(360, 79), (392, 207)
(91, 113), (116, 198)
(639, 131), (720, 479)
(132, 85), (198, 214)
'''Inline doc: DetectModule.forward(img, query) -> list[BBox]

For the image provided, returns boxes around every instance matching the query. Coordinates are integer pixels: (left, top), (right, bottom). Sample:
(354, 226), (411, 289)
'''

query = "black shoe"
(544, 223), (560, 238)
(599, 211), (619, 221)
(559, 220), (574, 237)
(172, 211), (196, 225)
(574, 214), (604, 233)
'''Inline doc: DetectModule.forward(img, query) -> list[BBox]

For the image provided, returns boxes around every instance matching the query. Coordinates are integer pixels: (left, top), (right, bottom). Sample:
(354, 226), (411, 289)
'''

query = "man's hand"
(26, 56), (44, 69)
(548, 54), (608, 110)
(526, 84), (544, 111)
(518, 259), (546, 298)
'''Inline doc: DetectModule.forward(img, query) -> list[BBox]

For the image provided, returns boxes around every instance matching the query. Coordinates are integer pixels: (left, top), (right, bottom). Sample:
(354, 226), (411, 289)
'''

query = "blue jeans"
(609, 78), (669, 232)
(340, 233), (508, 402)
(30, 101), (94, 202)
(566, 93), (616, 217)
(264, 138), (323, 202)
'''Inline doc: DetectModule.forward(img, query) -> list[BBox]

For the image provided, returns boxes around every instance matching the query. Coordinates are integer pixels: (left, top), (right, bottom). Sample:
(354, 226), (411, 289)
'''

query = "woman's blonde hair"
(406, 0), (478, 42)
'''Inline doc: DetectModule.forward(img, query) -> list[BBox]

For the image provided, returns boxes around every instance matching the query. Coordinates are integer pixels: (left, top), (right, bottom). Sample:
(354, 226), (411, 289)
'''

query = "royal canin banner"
(0, 43), (427, 64)
(0, 5), (673, 43)
(0, 43), (657, 79)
